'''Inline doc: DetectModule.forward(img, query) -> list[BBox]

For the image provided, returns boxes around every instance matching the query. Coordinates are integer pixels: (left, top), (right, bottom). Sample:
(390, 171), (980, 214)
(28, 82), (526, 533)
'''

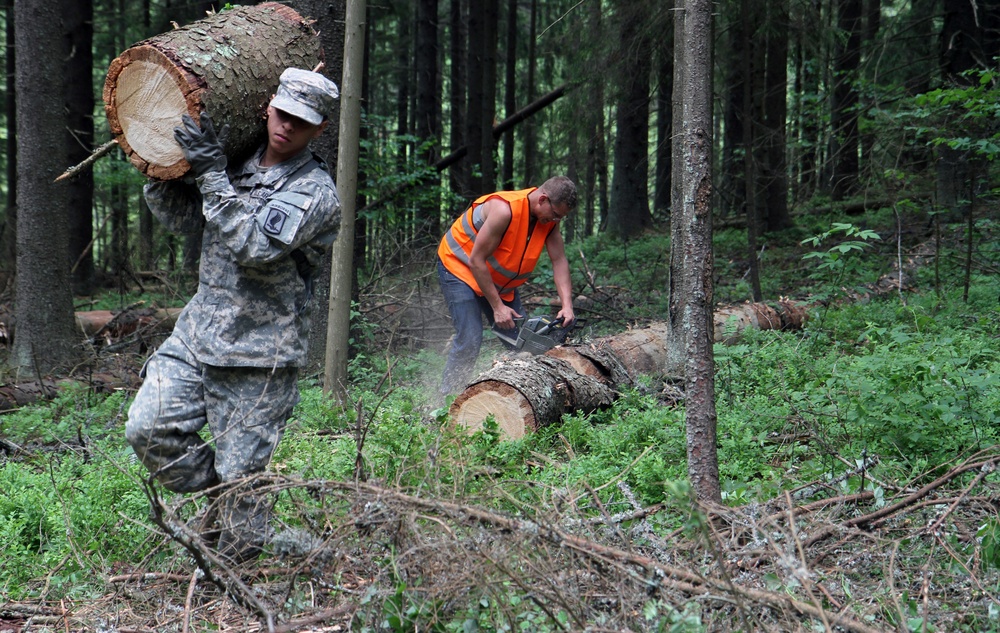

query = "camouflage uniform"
(127, 70), (341, 561)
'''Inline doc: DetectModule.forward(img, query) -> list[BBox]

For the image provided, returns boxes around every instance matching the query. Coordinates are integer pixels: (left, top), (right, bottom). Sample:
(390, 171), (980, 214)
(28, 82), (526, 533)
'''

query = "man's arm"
(545, 229), (575, 325)
(143, 180), (205, 235)
(468, 198), (521, 330)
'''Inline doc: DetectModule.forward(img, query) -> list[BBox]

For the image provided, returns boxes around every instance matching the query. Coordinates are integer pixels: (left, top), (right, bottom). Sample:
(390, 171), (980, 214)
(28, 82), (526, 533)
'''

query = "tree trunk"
(478, 0), (499, 190)
(448, 0), (469, 198)
(292, 0), (346, 377)
(415, 0), (441, 244)
(501, 0), (516, 190)
(830, 0), (862, 201)
(103, 2), (323, 180)
(741, 0), (762, 301)
(66, 0), (95, 296)
(324, 0), (366, 402)
(449, 300), (809, 439)
(11, 0), (82, 375)
(654, 41), (673, 218)
(678, 0), (720, 503)
(523, 0), (538, 186)
(761, 0), (790, 231)
(465, 2), (485, 193)
(606, 0), (653, 238)
(0, 0), (16, 295)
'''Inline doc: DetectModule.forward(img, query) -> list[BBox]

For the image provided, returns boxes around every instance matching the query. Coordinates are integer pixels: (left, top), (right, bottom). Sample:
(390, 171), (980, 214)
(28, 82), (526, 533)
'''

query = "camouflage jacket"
(145, 146), (341, 368)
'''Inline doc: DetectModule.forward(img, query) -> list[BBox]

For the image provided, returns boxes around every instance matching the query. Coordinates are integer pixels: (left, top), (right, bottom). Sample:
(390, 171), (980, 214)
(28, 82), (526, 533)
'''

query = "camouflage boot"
(215, 490), (272, 564)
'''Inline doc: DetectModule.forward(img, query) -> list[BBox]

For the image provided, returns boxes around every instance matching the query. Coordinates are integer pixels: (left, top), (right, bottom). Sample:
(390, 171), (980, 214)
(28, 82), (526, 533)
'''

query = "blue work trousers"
(438, 259), (522, 395)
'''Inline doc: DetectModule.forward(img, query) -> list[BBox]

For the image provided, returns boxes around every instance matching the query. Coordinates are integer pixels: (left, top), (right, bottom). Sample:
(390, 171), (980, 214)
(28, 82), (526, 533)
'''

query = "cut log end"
(448, 380), (536, 440)
(104, 45), (196, 180)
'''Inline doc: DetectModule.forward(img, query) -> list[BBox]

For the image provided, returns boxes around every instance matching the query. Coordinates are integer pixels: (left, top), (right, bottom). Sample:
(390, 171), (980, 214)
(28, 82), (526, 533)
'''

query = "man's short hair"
(541, 176), (577, 210)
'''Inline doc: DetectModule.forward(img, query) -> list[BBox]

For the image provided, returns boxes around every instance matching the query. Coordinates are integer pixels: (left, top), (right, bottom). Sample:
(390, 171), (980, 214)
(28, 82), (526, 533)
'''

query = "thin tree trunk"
(502, 0), (516, 189)
(324, 0), (366, 402)
(677, 0), (721, 503)
(465, 1), (484, 193)
(761, 0), (790, 231)
(479, 0), (499, 190)
(654, 35), (673, 218)
(0, 0), (16, 294)
(742, 0), (762, 302)
(523, 0), (537, 185)
(292, 0), (346, 376)
(448, 0), (469, 197)
(830, 0), (862, 201)
(66, 0), (95, 295)
(607, 1), (653, 238)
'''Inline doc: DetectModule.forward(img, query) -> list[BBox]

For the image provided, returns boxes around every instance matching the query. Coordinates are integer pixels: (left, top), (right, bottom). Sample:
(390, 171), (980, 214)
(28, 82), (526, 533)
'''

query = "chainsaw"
(492, 315), (575, 355)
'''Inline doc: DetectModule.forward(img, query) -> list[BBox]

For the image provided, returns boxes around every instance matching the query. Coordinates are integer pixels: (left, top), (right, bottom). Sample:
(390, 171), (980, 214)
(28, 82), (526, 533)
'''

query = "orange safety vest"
(438, 188), (555, 301)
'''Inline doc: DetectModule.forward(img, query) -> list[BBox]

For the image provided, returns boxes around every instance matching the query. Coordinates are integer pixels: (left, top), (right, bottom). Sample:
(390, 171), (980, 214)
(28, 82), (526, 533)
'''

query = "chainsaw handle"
(535, 316), (565, 336)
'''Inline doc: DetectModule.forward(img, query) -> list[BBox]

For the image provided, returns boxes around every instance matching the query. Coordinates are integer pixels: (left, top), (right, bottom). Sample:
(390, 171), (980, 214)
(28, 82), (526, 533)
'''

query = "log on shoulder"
(103, 3), (323, 180)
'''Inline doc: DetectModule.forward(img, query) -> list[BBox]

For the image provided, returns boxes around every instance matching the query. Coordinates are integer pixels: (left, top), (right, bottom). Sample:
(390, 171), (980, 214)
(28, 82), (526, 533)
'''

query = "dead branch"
(253, 476), (884, 633)
(54, 139), (118, 182)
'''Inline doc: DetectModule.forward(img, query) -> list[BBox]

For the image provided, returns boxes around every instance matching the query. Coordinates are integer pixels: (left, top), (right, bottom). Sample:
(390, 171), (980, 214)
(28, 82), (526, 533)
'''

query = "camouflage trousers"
(126, 334), (300, 561)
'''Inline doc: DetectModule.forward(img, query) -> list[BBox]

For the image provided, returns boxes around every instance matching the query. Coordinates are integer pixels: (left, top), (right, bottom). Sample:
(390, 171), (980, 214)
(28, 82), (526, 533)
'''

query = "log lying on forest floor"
(450, 262), (917, 440)
(450, 299), (811, 440)
(103, 2), (323, 180)
(76, 308), (182, 341)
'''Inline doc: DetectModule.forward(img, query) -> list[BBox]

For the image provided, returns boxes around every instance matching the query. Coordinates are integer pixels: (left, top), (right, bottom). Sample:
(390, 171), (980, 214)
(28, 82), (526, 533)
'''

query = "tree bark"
(324, 0), (366, 402)
(290, 0), (347, 376)
(11, 0), (82, 375)
(606, 0), (653, 238)
(103, 2), (323, 180)
(449, 301), (809, 439)
(761, 0), (790, 231)
(0, 0), (16, 295)
(450, 355), (616, 439)
(448, 0), (469, 198)
(830, 0), (862, 201)
(66, 0), (95, 295)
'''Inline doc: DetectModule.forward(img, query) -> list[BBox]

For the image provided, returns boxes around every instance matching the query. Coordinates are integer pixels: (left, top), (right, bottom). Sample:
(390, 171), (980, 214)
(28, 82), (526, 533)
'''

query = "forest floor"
(0, 211), (998, 632)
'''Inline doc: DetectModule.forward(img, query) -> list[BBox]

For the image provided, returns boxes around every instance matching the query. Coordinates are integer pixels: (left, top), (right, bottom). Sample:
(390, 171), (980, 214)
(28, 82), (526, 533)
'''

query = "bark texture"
(11, 0), (81, 375)
(449, 301), (807, 439)
(449, 355), (616, 439)
(103, 3), (323, 180)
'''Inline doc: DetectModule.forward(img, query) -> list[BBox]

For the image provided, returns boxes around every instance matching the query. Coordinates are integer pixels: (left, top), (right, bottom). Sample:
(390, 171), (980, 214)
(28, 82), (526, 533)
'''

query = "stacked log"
(103, 3), (324, 180)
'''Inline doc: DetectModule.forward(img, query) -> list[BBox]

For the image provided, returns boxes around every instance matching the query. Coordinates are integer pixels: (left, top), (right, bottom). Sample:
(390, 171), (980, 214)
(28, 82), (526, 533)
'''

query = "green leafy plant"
(801, 222), (882, 293)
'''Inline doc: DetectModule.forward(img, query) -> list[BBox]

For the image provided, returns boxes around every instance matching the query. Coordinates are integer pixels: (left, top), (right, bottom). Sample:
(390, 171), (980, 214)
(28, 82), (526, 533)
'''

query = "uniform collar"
(238, 145), (314, 186)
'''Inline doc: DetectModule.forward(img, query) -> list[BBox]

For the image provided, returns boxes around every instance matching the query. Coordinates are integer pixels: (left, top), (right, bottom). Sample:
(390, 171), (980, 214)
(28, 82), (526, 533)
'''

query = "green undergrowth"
(3, 281), (996, 603)
(1, 218), (998, 632)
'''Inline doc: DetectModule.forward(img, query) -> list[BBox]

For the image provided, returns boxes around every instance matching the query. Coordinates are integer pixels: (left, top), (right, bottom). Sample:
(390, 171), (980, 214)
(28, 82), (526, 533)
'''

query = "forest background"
(0, 0), (998, 632)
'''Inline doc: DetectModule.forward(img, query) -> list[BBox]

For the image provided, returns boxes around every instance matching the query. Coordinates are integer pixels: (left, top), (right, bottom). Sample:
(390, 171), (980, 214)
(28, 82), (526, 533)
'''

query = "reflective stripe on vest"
(437, 188), (554, 300)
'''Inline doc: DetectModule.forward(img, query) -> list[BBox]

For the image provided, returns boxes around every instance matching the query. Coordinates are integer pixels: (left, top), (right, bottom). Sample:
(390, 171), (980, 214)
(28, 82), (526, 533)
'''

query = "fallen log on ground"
(450, 300), (809, 439)
(103, 2), (323, 180)
(75, 308), (181, 340)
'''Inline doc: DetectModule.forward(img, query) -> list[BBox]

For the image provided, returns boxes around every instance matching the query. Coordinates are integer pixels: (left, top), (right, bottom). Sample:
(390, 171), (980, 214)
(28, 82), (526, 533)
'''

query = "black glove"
(174, 111), (229, 177)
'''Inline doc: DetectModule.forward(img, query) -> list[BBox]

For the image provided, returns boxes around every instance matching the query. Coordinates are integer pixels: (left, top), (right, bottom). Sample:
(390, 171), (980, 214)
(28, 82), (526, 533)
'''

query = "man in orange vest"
(437, 176), (578, 395)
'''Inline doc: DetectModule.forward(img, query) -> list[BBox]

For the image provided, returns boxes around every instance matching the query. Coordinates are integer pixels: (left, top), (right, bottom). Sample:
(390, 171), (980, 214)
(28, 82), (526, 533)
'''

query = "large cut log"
(103, 3), (323, 180)
(449, 300), (811, 439)
(450, 355), (616, 439)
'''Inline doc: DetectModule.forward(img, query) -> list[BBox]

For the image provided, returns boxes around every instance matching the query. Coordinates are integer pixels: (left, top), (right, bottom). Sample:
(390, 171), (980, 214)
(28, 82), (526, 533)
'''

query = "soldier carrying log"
(125, 68), (342, 563)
